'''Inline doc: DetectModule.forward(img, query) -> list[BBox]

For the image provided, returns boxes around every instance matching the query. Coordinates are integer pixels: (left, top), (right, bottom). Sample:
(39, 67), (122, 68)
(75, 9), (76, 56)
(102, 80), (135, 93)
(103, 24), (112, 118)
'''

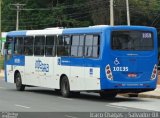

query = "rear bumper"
(100, 88), (155, 94)
(100, 80), (157, 91)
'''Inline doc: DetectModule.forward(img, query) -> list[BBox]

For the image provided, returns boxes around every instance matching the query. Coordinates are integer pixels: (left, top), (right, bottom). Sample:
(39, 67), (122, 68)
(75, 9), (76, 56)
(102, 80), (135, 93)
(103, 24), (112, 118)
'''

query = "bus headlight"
(105, 64), (113, 80)
(150, 64), (157, 80)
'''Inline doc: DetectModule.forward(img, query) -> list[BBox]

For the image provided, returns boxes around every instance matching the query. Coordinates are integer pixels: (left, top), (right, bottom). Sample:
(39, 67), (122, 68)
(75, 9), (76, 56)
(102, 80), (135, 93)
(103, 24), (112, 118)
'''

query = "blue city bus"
(4, 25), (158, 98)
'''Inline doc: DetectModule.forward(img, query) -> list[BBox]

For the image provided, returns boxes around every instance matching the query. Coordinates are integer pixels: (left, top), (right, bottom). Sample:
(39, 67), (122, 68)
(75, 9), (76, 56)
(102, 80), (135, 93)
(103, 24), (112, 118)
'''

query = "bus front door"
(4, 41), (14, 82)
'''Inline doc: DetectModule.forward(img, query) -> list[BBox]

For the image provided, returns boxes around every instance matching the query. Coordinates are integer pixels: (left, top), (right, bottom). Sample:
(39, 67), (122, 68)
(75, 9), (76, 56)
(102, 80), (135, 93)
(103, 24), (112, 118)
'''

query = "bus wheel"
(15, 73), (25, 91)
(99, 92), (117, 99)
(60, 76), (71, 97)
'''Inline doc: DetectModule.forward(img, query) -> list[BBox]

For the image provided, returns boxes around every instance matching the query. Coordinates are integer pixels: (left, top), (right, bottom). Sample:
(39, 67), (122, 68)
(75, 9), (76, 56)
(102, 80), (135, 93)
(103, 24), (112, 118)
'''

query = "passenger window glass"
(79, 35), (84, 46)
(64, 36), (70, 45)
(5, 37), (13, 56)
(45, 36), (55, 56)
(71, 46), (78, 57)
(57, 35), (70, 56)
(71, 35), (84, 57)
(57, 36), (63, 45)
(111, 31), (153, 50)
(85, 35), (93, 57)
(85, 35), (93, 46)
(85, 35), (100, 58)
(14, 37), (24, 55)
(24, 36), (34, 55)
(72, 36), (79, 46)
(78, 46), (83, 57)
(34, 36), (45, 56)
(93, 36), (99, 45)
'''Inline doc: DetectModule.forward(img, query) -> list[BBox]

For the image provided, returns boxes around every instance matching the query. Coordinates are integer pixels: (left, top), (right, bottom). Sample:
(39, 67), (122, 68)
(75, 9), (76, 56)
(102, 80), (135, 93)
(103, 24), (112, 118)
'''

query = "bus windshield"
(111, 31), (154, 51)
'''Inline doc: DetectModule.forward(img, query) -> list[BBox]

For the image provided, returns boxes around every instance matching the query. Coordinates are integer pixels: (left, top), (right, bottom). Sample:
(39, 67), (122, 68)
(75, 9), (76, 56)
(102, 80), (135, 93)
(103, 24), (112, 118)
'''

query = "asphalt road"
(0, 78), (160, 118)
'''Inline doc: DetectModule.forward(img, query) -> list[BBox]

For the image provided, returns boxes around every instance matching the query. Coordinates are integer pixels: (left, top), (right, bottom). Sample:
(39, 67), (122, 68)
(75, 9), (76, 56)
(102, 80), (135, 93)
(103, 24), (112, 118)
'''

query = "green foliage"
(2, 0), (90, 31)
(1, 0), (160, 31)
(0, 55), (4, 70)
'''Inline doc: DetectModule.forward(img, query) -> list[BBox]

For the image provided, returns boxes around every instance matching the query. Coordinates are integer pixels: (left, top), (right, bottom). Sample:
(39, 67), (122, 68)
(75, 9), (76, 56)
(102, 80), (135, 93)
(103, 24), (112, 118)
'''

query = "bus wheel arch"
(14, 70), (25, 91)
(60, 74), (71, 97)
(14, 70), (20, 83)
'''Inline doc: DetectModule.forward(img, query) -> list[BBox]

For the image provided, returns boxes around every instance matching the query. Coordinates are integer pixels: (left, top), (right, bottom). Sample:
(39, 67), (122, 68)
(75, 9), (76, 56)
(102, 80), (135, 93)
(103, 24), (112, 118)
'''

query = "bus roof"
(7, 25), (156, 37)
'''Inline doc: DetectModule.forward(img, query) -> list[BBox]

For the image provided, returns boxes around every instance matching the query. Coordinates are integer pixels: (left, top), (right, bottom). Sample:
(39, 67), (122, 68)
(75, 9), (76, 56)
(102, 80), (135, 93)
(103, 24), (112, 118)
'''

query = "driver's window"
(5, 37), (13, 56)
(14, 37), (24, 55)
(7, 43), (12, 55)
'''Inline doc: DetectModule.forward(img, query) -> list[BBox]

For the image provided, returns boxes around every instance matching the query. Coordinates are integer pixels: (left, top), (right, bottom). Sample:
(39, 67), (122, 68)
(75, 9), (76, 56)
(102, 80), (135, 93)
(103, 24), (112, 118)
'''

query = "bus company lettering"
(35, 59), (49, 72)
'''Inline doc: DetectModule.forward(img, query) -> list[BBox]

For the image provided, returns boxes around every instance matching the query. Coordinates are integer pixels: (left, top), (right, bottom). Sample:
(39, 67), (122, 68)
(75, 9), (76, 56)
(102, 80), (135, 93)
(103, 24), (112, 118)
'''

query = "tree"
(2, 0), (160, 31)
(1, 0), (90, 31)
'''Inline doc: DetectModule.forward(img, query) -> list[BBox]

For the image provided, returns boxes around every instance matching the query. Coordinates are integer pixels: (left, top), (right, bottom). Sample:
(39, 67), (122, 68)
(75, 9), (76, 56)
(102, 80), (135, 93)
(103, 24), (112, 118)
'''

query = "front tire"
(60, 76), (71, 97)
(15, 73), (25, 91)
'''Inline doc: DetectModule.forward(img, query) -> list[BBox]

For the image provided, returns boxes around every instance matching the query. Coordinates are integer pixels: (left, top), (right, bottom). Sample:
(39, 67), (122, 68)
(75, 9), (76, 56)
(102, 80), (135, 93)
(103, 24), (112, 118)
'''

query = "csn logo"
(35, 59), (49, 72)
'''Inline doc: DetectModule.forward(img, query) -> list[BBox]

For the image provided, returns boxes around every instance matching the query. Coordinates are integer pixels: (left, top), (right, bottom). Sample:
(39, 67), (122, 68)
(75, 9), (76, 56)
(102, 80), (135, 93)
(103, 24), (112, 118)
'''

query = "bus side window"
(24, 36), (34, 56)
(14, 37), (24, 55)
(57, 35), (70, 56)
(85, 35), (93, 57)
(34, 36), (45, 56)
(5, 37), (13, 55)
(84, 34), (100, 58)
(92, 35), (100, 58)
(71, 35), (84, 57)
(45, 36), (55, 56)
(4, 42), (11, 55)
(71, 35), (79, 57)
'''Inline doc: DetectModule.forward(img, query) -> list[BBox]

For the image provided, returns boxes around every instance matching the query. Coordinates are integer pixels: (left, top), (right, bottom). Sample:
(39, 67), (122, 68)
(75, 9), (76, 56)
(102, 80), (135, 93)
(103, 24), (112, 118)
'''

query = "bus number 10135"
(113, 67), (129, 72)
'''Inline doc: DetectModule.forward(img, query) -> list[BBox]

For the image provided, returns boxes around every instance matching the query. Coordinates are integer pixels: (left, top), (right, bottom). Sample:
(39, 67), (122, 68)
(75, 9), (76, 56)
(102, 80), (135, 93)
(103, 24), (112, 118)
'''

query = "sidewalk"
(137, 85), (160, 99)
(0, 70), (4, 78)
(0, 69), (160, 99)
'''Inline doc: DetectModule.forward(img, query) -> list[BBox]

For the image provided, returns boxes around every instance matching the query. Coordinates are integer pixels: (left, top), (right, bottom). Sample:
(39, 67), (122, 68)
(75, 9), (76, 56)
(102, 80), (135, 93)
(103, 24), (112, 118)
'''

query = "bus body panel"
(5, 55), (25, 83)
(100, 27), (158, 91)
(4, 25), (158, 94)
(62, 28), (102, 91)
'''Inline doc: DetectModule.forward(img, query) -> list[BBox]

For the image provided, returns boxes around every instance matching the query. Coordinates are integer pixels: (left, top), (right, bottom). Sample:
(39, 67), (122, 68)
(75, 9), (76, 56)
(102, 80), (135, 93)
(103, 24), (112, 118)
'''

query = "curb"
(138, 93), (160, 99)
(121, 89), (160, 99)
(0, 75), (4, 79)
(0, 70), (4, 79)
(0, 76), (4, 79)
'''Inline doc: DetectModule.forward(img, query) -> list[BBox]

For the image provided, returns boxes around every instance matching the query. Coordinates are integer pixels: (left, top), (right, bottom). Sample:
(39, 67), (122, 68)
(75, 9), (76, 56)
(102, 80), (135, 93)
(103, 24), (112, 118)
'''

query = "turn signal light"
(105, 64), (113, 80)
(151, 64), (157, 80)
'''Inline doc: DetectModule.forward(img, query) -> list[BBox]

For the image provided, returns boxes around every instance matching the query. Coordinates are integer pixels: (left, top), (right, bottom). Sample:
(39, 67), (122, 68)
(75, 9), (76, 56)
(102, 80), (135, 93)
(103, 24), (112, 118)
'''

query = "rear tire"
(60, 76), (71, 97)
(100, 92), (117, 99)
(15, 73), (25, 91)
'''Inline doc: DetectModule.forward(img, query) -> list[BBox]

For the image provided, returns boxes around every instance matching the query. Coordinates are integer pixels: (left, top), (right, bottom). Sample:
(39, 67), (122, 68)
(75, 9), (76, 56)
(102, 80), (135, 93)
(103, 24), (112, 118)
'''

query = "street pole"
(16, 5), (19, 31)
(11, 3), (25, 31)
(110, 0), (114, 26)
(126, 0), (130, 26)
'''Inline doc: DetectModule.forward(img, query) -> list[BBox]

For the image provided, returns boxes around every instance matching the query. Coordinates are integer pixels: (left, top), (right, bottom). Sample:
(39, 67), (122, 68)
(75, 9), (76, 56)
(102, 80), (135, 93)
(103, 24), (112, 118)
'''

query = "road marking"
(0, 87), (5, 89)
(105, 104), (127, 110)
(109, 100), (160, 112)
(57, 97), (73, 101)
(15, 104), (31, 109)
(65, 115), (77, 118)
